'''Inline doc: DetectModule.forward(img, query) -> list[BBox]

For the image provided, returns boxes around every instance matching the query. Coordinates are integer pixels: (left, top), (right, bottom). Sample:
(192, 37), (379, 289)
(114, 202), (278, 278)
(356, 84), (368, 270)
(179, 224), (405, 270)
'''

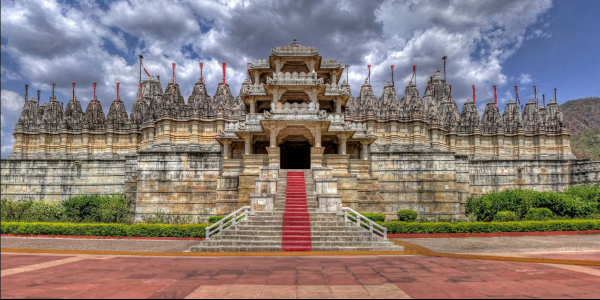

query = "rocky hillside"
(560, 97), (600, 160)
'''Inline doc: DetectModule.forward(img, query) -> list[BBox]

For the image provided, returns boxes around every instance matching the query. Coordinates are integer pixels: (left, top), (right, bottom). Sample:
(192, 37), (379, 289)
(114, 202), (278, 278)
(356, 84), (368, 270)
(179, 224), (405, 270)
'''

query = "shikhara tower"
(3, 39), (598, 220)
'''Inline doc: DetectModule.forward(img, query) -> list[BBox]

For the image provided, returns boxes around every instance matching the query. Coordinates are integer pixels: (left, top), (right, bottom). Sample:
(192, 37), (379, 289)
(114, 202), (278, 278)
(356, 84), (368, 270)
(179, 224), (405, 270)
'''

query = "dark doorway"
(280, 142), (311, 169)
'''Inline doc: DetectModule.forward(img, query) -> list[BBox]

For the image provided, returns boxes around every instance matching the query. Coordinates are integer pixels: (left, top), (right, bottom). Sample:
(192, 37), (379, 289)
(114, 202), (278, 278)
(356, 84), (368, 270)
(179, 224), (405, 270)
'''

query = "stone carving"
(522, 98), (543, 134)
(64, 98), (84, 131)
(42, 97), (64, 132)
(458, 101), (480, 132)
(480, 99), (503, 133)
(439, 94), (460, 131)
(502, 99), (522, 133)
(545, 99), (564, 133)
(106, 98), (130, 130)
(83, 98), (106, 131)
(15, 97), (40, 132)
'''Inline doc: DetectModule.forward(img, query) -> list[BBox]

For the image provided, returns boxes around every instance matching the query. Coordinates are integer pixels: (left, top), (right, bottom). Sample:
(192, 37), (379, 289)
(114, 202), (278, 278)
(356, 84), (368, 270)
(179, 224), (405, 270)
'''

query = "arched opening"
(277, 126), (314, 170)
(280, 141), (311, 169)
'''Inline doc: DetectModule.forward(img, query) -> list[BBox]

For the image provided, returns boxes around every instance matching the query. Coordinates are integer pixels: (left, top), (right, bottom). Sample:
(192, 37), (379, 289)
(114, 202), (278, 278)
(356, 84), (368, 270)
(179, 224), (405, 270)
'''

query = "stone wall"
(0, 159), (126, 202)
(133, 151), (222, 221)
(468, 160), (572, 195)
(570, 160), (600, 185)
(372, 151), (464, 220)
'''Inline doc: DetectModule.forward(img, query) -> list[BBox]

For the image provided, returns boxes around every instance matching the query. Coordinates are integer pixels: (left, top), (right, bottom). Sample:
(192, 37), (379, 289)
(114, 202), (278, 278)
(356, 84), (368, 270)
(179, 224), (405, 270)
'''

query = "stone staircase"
(189, 169), (403, 252)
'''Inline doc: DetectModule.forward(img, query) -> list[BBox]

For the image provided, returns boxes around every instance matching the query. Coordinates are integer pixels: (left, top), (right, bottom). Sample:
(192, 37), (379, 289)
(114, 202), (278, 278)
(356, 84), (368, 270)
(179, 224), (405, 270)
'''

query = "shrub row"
(3, 219), (597, 238)
(466, 184), (600, 221)
(1, 222), (209, 238)
(379, 219), (600, 234)
(1, 195), (131, 224)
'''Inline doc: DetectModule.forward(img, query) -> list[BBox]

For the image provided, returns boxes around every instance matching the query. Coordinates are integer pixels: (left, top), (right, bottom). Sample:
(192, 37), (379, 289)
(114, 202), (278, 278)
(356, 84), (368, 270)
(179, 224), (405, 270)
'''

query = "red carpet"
(282, 172), (312, 252)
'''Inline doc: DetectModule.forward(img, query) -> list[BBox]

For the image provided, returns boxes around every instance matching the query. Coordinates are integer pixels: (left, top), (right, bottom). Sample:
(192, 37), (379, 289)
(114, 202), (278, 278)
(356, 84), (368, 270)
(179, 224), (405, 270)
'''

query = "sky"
(1, 0), (599, 158)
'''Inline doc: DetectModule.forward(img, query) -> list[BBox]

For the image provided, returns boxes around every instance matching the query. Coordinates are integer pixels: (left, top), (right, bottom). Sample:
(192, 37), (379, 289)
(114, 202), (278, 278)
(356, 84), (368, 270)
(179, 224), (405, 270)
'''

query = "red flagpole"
(472, 85), (476, 104)
(172, 63), (176, 85)
(116, 82), (120, 101)
(494, 85), (497, 105)
(222, 62), (226, 84)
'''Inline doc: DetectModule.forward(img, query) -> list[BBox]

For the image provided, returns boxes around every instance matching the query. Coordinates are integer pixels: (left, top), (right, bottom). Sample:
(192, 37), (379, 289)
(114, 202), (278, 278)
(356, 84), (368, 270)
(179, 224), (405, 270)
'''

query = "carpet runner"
(282, 171), (312, 251)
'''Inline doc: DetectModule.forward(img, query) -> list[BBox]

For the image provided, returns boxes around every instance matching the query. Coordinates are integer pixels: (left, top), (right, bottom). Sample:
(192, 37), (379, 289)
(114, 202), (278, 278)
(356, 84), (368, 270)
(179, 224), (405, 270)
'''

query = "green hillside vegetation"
(560, 97), (600, 160)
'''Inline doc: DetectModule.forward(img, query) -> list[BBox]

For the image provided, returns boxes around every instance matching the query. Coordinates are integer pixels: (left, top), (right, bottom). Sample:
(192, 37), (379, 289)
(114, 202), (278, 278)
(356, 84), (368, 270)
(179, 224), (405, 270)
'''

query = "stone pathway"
(1, 252), (599, 299)
(395, 235), (600, 254)
(1, 237), (199, 253)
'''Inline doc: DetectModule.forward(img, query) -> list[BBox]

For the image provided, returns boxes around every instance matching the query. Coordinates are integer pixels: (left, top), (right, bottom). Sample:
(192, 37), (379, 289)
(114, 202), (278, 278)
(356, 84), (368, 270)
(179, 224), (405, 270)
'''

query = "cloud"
(1, 90), (22, 158)
(518, 73), (533, 84)
(1, 66), (22, 82)
(0, 0), (555, 158)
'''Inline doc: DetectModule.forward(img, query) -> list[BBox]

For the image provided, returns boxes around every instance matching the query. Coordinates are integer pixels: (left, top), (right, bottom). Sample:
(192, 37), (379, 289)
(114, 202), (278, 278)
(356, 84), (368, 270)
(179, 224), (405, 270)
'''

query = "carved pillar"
(272, 86), (279, 107)
(249, 99), (256, 114)
(332, 74), (337, 84)
(312, 87), (318, 105)
(315, 126), (322, 147)
(266, 147), (280, 167)
(339, 135), (347, 155)
(270, 128), (277, 147)
(361, 141), (369, 160)
(223, 140), (231, 160)
(245, 135), (252, 154)
(311, 147), (325, 169)
(335, 98), (342, 114)
(254, 71), (259, 86)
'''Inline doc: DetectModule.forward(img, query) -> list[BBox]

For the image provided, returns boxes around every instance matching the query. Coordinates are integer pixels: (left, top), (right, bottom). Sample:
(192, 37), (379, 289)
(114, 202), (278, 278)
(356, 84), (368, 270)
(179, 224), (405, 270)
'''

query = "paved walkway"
(1, 237), (199, 253)
(396, 235), (600, 254)
(1, 252), (599, 299)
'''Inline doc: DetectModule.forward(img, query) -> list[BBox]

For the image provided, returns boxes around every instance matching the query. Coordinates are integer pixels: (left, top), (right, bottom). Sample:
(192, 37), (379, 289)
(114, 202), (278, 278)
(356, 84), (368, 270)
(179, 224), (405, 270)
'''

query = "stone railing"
(324, 84), (350, 96)
(249, 59), (270, 69)
(271, 46), (318, 56)
(342, 207), (388, 240)
(240, 84), (266, 96)
(320, 59), (342, 69)
(267, 72), (324, 86)
(205, 206), (251, 240)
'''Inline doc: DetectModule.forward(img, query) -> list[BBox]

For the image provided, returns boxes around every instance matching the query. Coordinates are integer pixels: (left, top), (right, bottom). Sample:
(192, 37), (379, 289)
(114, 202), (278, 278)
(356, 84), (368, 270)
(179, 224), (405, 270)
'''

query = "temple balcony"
(266, 72), (325, 86)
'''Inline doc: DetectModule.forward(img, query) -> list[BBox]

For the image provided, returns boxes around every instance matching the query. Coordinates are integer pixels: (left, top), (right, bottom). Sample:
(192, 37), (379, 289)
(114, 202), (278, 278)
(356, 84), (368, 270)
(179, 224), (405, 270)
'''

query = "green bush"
(21, 201), (65, 222)
(208, 216), (225, 223)
(524, 207), (554, 221)
(1, 222), (209, 238)
(379, 219), (600, 234)
(62, 194), (131, 223)
(1, 199), (65, 222)
(466, 186), (600, 221)
(493, 211), (518, 222)
(397, 210), (418, 222)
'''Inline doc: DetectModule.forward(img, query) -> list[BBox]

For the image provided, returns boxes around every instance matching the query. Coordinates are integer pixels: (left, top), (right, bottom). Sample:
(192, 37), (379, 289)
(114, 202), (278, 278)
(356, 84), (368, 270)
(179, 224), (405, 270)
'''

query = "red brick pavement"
(1, 253), (599, 299)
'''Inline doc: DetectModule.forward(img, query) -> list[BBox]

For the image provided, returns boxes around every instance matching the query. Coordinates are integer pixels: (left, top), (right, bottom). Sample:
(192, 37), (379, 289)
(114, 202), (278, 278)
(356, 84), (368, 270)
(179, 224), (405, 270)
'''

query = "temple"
(2, 39), (599, 221)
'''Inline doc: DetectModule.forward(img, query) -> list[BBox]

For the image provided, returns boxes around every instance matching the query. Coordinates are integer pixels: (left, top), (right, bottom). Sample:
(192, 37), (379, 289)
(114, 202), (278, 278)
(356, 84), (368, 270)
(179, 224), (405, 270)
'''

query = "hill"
(560, 97), (600, 160)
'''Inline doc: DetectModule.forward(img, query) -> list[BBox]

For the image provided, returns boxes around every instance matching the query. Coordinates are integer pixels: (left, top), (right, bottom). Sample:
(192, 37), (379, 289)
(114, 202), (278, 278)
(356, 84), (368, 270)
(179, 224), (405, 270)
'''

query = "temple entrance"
(280, 142), (311, 169)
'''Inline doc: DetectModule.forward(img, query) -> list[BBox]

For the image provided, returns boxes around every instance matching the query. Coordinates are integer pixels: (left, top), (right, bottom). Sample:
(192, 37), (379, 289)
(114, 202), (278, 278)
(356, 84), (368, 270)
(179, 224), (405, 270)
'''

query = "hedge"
(3, 220), (598, 238)
(1, 222), (209, 238)
(378, 220), (600, 234)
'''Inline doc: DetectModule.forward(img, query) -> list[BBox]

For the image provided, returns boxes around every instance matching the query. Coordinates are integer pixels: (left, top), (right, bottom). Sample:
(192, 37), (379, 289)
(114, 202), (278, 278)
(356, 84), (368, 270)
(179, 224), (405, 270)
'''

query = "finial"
(200, 62), (203, 79)
(25, 84), (28, 103)
(172, 63), (176, 85)
(116, 82), (120, 101)
(72, 83), (76, 102)
(52, 83), (55, 99)
(472, 85), (476, 104)
(93, 83), (97, 101)
(494, 85), (497, 105)
(222, 62), (226, 84)
(37, 90), (40, 107)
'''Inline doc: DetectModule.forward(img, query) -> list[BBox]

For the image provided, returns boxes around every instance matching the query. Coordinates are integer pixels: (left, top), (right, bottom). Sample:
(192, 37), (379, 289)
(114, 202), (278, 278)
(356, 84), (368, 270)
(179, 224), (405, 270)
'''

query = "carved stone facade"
(2, 39), (598, 220)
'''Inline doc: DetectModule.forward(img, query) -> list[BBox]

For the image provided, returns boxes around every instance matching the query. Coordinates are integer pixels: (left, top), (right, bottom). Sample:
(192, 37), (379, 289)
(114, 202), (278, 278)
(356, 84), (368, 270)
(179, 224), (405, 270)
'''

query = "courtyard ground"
(1, 235), (599, 299)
